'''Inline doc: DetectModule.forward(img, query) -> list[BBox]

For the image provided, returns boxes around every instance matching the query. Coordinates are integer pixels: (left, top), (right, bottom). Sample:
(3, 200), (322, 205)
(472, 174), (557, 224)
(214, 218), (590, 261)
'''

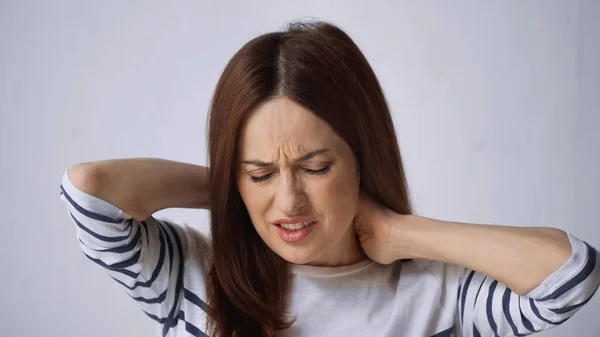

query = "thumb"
(352, 215), (361, 233)
(352, 214), (368, 236)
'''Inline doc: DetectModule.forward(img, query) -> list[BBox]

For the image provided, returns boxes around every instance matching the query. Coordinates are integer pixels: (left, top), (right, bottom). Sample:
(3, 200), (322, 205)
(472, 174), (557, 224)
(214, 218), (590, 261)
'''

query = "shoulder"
(401, 259), (466, 288)
(397, 259), (465, 319)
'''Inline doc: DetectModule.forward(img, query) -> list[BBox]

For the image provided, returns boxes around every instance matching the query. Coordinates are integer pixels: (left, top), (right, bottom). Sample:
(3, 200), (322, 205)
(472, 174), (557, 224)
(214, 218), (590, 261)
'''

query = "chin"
(274, 246), (319, 265)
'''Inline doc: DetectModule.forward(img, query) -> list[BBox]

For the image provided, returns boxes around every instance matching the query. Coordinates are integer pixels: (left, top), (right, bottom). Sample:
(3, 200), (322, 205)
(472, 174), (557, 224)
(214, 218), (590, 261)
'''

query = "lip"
(276, 221), (317, 243)
(272, 216), (317, 225)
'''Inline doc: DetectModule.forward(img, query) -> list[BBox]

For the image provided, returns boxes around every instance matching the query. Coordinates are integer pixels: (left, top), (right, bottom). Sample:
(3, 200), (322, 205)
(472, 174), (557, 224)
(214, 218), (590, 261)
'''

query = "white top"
(59, 170), (600, 337)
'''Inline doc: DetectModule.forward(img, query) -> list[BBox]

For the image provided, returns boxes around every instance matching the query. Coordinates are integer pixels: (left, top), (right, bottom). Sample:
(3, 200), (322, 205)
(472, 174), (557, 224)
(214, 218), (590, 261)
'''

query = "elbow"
(539, 227), (573, 262)
(550, 228), (573, 259)
(68, 162), (106, 196)
(521, 228), (573, 291)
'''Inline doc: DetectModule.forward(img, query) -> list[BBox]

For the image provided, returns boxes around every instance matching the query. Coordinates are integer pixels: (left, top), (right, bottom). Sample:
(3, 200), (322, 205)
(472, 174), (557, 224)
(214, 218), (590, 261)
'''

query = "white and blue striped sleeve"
(455, 234), (600, 337)
(58, 169), (198, 335)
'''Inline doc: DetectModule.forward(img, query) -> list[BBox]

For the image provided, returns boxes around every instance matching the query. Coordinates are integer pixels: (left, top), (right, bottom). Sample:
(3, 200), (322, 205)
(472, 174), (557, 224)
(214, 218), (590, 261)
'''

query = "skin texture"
(354, 194), (573, 295)
(235, 97), (573, 295)
(237, 97), (366, 267)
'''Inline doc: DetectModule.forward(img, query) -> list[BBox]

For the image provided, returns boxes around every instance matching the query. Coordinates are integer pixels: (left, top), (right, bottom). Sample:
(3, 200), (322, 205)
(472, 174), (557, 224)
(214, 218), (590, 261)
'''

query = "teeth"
(280, 221), (312, 231)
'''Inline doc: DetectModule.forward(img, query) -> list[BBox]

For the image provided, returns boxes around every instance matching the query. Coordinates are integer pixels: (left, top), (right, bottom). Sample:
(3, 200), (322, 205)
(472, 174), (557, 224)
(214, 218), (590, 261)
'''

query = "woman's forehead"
(245, 98), (331, 133)
(238, 98), (343, 156)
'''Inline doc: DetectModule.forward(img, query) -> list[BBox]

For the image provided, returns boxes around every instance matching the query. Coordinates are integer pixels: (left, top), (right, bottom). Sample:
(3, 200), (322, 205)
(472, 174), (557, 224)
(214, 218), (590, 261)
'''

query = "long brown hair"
(207, 21), (412, 337)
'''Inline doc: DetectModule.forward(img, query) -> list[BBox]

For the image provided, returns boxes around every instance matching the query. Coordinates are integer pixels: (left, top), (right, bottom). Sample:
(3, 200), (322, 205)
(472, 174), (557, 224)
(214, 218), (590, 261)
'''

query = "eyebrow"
(241, 148), (330, 167)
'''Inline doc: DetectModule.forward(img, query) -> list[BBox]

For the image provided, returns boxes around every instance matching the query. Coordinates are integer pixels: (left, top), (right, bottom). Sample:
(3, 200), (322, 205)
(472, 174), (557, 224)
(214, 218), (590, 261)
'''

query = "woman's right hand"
(68, 158), (210, 221)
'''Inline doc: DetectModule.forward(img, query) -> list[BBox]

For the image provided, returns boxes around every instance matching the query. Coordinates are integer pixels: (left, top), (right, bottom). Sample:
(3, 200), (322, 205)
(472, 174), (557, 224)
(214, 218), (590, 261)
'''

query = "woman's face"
(237, 97), (365, 267)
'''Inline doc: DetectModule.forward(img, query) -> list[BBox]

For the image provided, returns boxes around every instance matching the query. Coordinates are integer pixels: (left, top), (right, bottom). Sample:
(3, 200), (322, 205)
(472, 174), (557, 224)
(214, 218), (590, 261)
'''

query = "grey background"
(1, 1), (598, 336)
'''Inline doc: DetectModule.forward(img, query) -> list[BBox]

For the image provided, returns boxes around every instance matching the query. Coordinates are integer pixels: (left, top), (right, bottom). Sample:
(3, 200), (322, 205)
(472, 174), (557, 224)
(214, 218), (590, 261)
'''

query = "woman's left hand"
(353, 192), (573, 295)
(353, 194), (415, 264)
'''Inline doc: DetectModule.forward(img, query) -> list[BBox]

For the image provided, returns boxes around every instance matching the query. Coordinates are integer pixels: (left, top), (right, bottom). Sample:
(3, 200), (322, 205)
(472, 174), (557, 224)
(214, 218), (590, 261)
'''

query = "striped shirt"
(59, 170), (600, 337)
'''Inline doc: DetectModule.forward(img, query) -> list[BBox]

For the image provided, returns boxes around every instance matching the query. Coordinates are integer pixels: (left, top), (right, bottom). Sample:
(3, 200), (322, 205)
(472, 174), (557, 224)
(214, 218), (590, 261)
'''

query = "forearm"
(68, 158), (209, 221)
(403, 216), (573, 295)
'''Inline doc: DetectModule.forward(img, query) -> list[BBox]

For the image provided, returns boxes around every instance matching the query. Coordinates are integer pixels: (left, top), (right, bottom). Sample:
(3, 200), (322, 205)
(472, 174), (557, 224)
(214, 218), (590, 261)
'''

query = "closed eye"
(249, 165), (331, 183)
(304, 166), (331, 175)
(250, 173), (274, 183)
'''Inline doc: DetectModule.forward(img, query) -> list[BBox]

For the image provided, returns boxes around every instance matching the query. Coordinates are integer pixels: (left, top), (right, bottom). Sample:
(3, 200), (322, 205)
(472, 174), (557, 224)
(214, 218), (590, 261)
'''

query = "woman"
(59, 22), (600, 337)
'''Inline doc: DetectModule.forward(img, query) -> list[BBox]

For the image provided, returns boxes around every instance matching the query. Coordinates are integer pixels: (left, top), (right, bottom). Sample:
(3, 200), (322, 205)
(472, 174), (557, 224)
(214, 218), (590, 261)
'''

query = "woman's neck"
(303, 224), (367, 267)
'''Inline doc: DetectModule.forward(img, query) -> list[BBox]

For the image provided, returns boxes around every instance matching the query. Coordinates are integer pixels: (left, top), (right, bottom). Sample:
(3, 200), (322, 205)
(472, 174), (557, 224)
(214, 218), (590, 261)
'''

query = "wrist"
(389, 214), (425, 260)
(393, 214), (443, 261)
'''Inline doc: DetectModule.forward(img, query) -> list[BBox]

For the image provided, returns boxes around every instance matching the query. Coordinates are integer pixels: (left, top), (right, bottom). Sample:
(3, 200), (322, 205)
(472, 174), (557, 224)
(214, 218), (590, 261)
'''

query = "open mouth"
(275, 221), (317, 243)
(277, 221), (316, 232)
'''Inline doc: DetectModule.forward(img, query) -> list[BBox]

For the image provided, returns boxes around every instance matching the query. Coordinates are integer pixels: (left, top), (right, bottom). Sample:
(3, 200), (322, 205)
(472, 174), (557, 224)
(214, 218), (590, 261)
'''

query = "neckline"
(289, 258), (375, 277)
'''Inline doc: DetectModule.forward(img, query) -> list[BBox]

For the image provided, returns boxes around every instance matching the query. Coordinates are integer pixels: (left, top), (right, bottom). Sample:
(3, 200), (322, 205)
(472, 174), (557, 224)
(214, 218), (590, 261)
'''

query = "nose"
(273, 170), (307, 215)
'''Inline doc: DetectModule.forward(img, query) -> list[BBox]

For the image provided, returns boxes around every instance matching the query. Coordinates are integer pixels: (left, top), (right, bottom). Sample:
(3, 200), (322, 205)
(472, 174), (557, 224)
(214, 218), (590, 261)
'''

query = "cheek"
(238, 180), (269, 224)
(311, 170), (360, 225)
